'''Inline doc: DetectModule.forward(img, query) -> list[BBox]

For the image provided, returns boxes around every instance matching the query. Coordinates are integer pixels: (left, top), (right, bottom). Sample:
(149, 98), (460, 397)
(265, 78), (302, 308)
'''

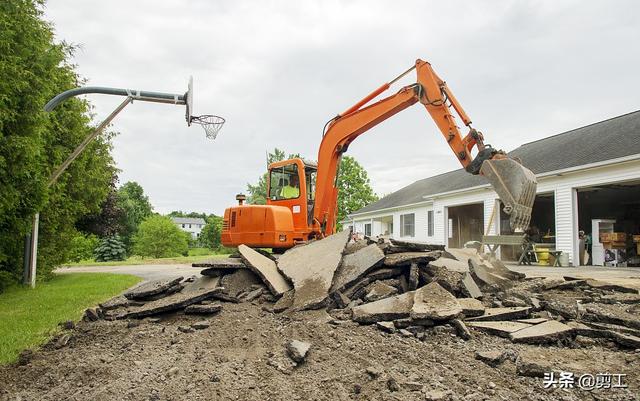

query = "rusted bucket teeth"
(481, 158), (537, 232)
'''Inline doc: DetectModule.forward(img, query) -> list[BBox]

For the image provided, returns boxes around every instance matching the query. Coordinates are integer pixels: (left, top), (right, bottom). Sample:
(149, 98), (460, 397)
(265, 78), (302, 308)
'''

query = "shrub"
(94, 236), (127, 262)
(68, 233), (99, 262)
(133, 216), (188, 258)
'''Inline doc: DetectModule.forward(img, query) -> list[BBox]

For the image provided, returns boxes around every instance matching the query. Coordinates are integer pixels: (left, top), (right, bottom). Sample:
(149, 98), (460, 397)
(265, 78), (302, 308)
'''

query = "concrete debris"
(423, 390), (447, 400)
(193, 257), (246, 269)
(411, 282), (462, 321)
(352, 291), (414, 324)
(516, 356), (557, 378)
(238, 245), (292, 296)
(585, 279), (639, 294)
(383, 251), (441, 266)
(515, 318), (548, 324)
(451, 318), (471, 340)
(468, 260), (511, 289)
(376, 321), (396, 333)
(331, 244), (385, 293)
(543, 279), (588, 291)
(286, 339), (311, 363)
(219, 269), (261, 297)
(191, 320), (211, 330)
(466, 321), (533, 338)
(124, 277), (184, 300)
(466, 307), (531, 322)
(177, 325), (195, 333)
(344, 239), (369, 255)
(510, 320), (574, 344)
(474, 350), (506, 367)
(401, 381), (424, 391)
(384, 239), (444, 254)
(184, 303), (222, 315)
(364, 281), (398, 302)
(83, 308), (100, 322)
(54, 334), (72, 349)
(242, 287), (264, 302)
(429, 257), (469, 273)
(457, 298), (485, 317)
(99, 295), (129, 311)
(122, 287), (224, 319)
(277, 230), (351, 310)
(461, 272), (483, 299)
(273, 289), (294, 313)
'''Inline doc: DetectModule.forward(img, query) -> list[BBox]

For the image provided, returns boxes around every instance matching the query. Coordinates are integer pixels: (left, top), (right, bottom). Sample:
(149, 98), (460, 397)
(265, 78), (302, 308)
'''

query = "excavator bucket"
(480, 158), (537, 232)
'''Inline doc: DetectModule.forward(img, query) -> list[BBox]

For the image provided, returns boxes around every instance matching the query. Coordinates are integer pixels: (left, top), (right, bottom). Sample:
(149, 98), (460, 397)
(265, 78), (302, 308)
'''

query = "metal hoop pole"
(44, 86), (185, 112)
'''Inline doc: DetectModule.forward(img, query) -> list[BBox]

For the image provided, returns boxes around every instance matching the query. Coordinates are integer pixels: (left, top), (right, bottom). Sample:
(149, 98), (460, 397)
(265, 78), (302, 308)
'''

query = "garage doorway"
(447, 203), (484, 248)
(577, 180), (640, 266)
(499, 192), (556, 260)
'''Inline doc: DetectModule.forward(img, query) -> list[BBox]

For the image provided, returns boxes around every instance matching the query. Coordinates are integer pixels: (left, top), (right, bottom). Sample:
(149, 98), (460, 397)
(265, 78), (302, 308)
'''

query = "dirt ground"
(1, 301), (638, 401)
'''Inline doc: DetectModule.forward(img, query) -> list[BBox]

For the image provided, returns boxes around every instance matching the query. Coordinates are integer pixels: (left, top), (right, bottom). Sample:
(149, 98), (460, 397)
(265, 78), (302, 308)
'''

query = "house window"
(400, 213), (415, 237)
(364, 223), (372, 237)
(181, 224), (185, 228)
(427, 210), (434, 237)
(188, 224), (192, 229)
(389, 222), (393, 235)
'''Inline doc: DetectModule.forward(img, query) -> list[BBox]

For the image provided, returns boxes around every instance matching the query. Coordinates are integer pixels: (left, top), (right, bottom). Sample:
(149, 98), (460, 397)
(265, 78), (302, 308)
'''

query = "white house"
(347, 110), (640, 266)
(171, 217), (206, 239)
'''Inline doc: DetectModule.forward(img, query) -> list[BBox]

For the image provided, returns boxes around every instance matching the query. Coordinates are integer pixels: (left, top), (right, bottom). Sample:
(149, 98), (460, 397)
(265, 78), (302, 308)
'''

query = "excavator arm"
(312, 59), (536, 236)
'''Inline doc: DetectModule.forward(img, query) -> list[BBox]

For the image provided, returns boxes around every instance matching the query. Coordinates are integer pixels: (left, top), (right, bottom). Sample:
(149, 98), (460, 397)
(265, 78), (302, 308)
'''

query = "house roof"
(353, 110), (640, 215)
(170, 217), (206, 225)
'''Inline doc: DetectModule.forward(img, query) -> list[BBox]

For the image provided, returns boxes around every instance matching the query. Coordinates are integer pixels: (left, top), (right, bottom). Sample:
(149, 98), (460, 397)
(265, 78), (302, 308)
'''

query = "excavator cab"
(221, 158), (317, 250)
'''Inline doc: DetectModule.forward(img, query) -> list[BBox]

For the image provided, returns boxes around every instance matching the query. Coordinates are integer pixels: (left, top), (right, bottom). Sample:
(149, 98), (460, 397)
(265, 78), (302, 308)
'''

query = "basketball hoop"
(190, 114), (225, 140)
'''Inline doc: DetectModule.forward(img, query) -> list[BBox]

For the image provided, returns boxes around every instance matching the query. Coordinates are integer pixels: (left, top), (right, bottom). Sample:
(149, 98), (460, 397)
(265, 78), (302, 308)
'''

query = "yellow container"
(536, 250), (550, 266)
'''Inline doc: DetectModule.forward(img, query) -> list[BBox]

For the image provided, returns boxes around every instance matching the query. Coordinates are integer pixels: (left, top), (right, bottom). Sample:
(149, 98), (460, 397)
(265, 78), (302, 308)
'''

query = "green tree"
(94, 235), (127, 262)
(199, 216), (223, 249)
(116, 181), (153, 250)
(133, 215), (188, 258)
(336, 156), (379, 226)
(0, 0), (116, 286)
(246, 148), (300, 205)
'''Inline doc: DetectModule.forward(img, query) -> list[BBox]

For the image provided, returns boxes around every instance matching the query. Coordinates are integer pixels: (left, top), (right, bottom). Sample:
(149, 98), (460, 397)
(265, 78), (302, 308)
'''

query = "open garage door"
(577, 180), (640, 267)
(499, 193), (556, 260)
(447, 203), (483, 248)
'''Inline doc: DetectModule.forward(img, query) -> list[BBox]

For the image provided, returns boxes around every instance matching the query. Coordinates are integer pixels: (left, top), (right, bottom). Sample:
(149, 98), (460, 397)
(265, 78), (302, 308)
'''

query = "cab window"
(269, 164), (300, 200)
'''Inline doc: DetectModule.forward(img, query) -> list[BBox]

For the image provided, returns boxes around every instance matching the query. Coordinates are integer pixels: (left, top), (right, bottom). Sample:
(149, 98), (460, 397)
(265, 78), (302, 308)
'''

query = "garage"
(577, 180), (640, 267)
(447, 203), (484, 248)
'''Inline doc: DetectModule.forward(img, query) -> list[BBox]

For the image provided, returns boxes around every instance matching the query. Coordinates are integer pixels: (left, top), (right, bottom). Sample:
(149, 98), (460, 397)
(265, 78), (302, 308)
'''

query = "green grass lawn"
(0, 273), (141, 365)
(63, 251), (231, 267)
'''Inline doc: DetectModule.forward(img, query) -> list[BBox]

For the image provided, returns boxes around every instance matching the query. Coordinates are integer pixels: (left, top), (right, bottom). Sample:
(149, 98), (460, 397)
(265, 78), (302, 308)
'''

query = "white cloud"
(44, 0), (640, 214)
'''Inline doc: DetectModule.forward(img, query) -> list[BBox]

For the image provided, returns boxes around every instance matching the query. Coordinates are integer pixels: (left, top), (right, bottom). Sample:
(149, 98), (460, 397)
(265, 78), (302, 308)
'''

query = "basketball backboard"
(185, 76), (193, 126)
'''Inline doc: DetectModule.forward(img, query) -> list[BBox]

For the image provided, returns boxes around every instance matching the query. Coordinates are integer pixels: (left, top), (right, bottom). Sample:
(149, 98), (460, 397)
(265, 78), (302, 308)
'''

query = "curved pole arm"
(44, 86), (186, 112)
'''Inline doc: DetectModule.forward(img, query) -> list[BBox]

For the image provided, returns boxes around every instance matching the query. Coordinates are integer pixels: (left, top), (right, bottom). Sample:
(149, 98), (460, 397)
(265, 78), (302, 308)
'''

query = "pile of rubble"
(87, 229), (640, 351)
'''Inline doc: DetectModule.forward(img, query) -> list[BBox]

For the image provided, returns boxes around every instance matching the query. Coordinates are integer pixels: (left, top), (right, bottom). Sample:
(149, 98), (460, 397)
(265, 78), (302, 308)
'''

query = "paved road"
(56, 264), (202, 281)
(508, 264), (640, 290)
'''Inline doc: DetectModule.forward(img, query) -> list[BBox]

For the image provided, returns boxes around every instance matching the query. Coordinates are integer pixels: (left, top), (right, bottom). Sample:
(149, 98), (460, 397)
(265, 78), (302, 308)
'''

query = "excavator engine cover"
(480, 158), (537, 232)
(221, 205), (296, 248)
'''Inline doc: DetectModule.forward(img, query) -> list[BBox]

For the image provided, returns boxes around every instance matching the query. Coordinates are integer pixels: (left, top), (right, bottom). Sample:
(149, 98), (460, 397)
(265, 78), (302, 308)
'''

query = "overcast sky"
(44, 1), (639, 215)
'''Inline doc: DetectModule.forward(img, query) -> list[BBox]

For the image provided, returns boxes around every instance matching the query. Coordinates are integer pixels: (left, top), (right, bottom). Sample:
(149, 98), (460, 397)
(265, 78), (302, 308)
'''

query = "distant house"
(171, 217), (206, 239)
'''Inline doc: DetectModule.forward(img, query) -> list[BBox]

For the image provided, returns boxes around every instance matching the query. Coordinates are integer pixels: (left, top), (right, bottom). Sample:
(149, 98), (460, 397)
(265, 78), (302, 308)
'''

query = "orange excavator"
(221, 59), (537, 251)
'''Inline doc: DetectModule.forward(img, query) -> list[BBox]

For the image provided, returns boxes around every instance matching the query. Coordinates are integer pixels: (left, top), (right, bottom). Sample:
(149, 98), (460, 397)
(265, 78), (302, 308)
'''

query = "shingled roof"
(353, 110), (640, 215)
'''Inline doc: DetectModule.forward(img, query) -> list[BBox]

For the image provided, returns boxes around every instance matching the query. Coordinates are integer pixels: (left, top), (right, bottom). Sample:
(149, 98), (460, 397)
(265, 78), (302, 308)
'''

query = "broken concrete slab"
(238, 245), (291, 297)
(457, 298), (485, 317)
(352, 291), (415, 324)
(191, 320), (211, 330)
(466, 307), (531, 322)
(585, 279), (639, 294)
(510, 320), (574, 344)
(364, 281), (398, 302)
(384, 240), (444, 254)
(123, 276), (183, 300)
(469, 260), (511, 288)
(451, 319), (471, 340)
(466, 321), (533, 338)
(375, 321), (396, 333)
(219, 269), (261, 297)
(516, 357), (555, 378)
(277, 230), (351, 310)
(475, 350), (506, 367)
(331, 244), (385, 293)
(184, 303), (222, 315)
(192, 258), (246, 269)
(383, 252), (440, 266)
(122, 287), (224, 319)
(332, 291), (350, 309)
(543, 279), (588, 291)
(515, 318), (549, 324)
(429, 257), (469, 273)
(461, 272), (483, 299)
(99, 295), (129, 311)
(581, 321), (640, 337)
(410, 282), (462, 321)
